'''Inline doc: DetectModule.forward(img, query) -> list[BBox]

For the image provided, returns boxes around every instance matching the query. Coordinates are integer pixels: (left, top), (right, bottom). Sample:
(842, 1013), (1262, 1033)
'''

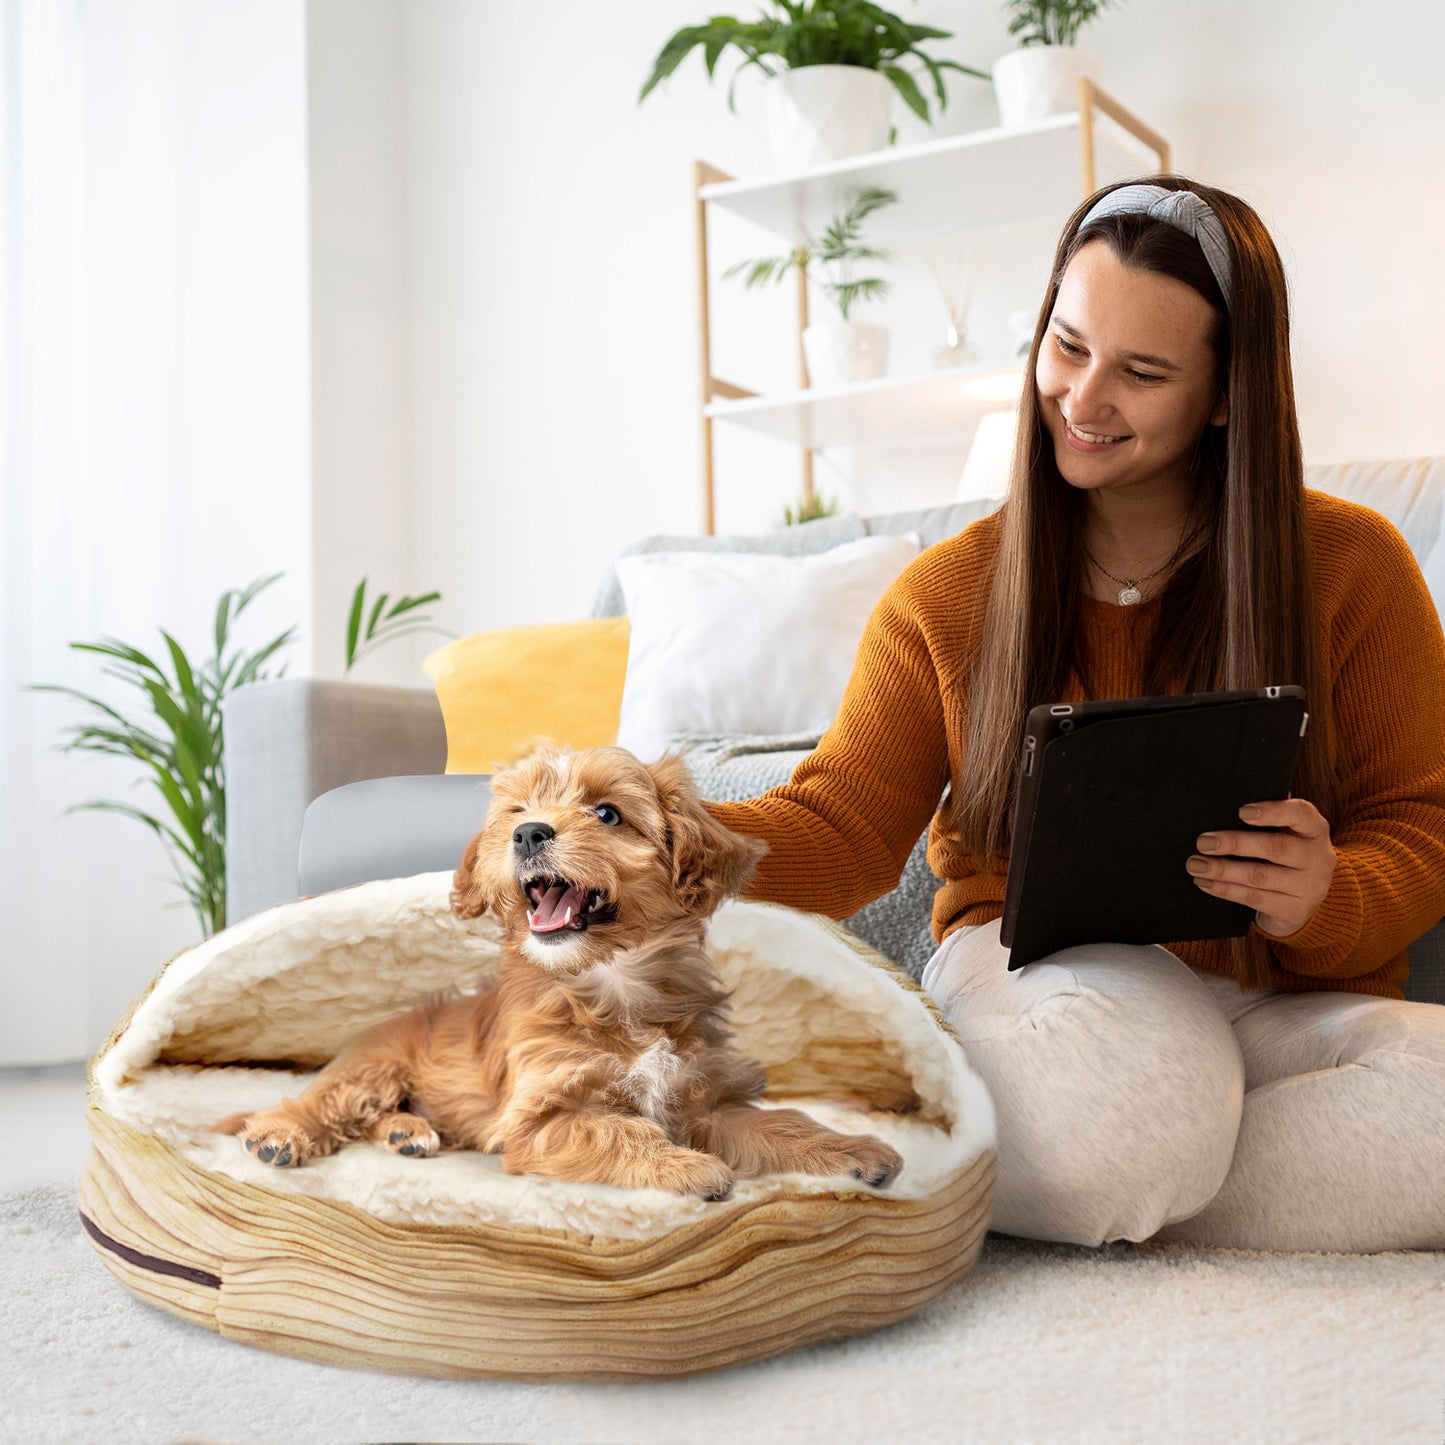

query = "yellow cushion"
(422, 617), (631, 774)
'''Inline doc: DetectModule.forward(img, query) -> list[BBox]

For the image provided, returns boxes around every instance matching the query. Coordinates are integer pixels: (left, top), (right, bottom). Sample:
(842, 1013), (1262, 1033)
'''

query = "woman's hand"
(1186, 798), (1337, 938)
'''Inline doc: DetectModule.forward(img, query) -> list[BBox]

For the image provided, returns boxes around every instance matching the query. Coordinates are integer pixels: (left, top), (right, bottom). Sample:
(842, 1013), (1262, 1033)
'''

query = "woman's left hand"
(1187, 798), (1337, 938)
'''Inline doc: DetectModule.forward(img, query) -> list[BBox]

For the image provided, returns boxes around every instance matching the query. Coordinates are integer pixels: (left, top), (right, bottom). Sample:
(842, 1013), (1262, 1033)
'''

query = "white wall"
(399, 0), (1445, 641)
(306, 0), (415, 685)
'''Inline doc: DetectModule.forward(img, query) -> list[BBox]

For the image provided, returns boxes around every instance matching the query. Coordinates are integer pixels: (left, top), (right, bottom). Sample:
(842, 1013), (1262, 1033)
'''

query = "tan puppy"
(216, 745), (903, 1200)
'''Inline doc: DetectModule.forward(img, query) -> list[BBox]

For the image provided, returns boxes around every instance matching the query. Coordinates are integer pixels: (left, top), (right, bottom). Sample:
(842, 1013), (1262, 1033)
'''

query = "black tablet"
(1000, 686), (1309, 970)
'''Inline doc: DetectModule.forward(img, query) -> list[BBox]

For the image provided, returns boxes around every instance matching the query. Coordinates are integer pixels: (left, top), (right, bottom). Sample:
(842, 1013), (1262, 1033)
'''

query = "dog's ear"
(450, 829), (496, 919)
(649, 753), (768, 916)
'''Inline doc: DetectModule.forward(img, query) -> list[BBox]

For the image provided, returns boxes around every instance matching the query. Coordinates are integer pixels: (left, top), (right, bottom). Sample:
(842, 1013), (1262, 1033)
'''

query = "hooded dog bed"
(80, 875), (996, 1380)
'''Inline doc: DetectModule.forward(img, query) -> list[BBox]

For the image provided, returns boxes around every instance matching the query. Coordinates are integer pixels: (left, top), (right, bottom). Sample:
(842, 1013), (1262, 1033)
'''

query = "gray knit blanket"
(678, 733), (939, 981)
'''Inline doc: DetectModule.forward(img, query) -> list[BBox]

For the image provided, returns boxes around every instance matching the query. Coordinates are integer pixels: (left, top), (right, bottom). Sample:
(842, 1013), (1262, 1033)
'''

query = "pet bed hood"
(90, 875), (994, 1241)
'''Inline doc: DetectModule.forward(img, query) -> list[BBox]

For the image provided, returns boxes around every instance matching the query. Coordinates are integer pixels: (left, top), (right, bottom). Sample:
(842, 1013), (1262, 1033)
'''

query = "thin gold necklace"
(1083, 548), (1172, 606)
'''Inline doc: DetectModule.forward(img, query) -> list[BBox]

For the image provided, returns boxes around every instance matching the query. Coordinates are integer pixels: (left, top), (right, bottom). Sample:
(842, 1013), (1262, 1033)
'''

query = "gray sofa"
(223, 470), (1445, 1006)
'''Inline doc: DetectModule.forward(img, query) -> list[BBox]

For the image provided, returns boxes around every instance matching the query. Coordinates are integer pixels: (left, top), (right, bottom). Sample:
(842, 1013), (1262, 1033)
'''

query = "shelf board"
(705, 365), (1024, 448)
(699, 110), (1160, 244)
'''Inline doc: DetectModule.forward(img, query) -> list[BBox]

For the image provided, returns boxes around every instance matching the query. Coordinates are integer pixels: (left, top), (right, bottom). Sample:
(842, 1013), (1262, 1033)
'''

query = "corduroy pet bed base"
(79, 875), (996, 1380)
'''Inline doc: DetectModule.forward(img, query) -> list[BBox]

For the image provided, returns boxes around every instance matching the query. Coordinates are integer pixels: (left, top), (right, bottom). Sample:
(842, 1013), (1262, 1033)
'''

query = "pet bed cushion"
(80, 875), (996, 1380)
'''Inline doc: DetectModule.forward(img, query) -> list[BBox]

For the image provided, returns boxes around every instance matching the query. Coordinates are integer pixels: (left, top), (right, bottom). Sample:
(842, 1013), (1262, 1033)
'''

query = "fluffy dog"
(215, 745), (903, 1200)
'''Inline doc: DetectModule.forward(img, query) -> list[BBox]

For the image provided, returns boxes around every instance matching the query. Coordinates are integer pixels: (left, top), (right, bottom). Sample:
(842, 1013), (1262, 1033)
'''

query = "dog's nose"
(513, 821), (555, 858)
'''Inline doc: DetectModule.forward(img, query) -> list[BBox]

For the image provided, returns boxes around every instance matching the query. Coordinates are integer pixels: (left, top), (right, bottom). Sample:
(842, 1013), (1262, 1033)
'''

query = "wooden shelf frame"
(693, 79), (1170, 535)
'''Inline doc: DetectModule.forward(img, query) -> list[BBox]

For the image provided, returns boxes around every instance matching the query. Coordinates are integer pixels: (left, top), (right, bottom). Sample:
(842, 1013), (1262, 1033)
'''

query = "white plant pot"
(991, 46), (1101, 129)
(803, 321), (890, 390)
(766, 65), (892, 170)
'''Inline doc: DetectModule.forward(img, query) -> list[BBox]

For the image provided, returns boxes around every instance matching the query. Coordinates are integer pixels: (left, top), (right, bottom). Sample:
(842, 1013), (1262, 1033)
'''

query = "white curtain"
(0, 0), (98, 1062)
(0, 0), (312, 1064)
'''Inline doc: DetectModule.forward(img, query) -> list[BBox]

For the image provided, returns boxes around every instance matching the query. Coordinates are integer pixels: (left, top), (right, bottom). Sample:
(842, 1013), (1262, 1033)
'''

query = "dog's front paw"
(837, 1135), (904, 1189)
(235, 1110), (314, 1168)
(658, 1152), (736, 1202)
(368, 1111), (441, 1159)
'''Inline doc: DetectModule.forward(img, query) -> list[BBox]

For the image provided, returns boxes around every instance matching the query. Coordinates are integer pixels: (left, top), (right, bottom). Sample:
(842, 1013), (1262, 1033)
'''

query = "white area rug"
(6, 1179), (1443, 1445)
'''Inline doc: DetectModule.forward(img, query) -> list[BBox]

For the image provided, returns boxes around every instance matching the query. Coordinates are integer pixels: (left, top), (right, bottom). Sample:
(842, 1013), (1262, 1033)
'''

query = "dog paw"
(839, 1136), (904, 1189)
(660, 1153), (736, 1202)
(236, 1110), (313, 1168)
(369, 1112), (441, 1159)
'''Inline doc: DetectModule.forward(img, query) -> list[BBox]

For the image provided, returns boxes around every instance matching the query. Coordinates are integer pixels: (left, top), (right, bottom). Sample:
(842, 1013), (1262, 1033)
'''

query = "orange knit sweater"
(707, 490), (1445, 1000)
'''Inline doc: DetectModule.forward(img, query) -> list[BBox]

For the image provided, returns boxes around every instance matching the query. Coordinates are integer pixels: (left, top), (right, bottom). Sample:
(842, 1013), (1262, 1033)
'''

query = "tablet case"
(1001, 689), (1308, 970)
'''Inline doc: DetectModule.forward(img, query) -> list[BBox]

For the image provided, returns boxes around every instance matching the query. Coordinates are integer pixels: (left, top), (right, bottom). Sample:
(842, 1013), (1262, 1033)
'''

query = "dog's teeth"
(526, 910), (535, 927)
(564, 906), (572, 924)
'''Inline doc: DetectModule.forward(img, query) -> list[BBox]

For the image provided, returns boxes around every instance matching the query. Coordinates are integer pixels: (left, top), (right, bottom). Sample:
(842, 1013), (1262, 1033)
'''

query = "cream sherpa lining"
(90, 876), (994, 1241)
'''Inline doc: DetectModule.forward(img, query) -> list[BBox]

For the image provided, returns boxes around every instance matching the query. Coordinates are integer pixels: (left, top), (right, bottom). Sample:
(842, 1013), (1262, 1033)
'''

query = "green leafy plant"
(343, 580), (450, 676)
(1004, 0), (1120, 47)
(29, 575), (296, 938)
(782, 492), (842, 525)
(724, 186), (898, 322)
(33, 573), (453, 940)
(638, 1), (989, 122)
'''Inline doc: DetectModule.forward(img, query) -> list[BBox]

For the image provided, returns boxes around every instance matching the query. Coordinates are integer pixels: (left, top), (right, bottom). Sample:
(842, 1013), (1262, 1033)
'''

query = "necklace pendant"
(1117, 584), (1142, 606)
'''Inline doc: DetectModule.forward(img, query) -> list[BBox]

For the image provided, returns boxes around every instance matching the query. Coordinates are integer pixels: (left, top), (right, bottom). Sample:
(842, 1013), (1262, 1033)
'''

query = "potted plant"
(725, 186), (897, 389)
(31, 575), (451, 938)
(993, 0), (1120, 129)
(782, 491), (842, 525)
(638, 2), (990, 170)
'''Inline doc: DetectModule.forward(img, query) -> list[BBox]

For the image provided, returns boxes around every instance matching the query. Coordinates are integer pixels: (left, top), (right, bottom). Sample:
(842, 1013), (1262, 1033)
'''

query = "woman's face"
(1035, 239), (1228, 504)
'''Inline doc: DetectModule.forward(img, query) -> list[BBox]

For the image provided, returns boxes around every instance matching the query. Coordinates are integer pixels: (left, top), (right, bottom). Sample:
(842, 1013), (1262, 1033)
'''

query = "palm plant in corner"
(342, 580), (448, 675)
(30, 575), (295, 939)
(725, 185), (898, 390)
(638, 1), (990, 169)
(32, 574), (452, 939)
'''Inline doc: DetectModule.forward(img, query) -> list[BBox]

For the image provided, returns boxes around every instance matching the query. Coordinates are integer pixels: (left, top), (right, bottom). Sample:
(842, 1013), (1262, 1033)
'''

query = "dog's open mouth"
(522, 876), (616, 936)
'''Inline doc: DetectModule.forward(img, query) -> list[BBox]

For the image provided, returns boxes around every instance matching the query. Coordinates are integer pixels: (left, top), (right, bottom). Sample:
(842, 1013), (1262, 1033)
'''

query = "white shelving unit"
(692, 80), (1170, 534)
(705, 364), (1026, 450)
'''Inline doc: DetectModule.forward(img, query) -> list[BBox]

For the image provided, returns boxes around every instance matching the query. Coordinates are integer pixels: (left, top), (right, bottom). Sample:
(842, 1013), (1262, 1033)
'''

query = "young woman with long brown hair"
(706, 176), (1445, 1253)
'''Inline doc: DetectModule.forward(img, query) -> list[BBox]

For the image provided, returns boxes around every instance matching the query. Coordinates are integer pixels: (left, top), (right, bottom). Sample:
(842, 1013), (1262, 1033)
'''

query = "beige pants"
(921, 919), (1445, 1252)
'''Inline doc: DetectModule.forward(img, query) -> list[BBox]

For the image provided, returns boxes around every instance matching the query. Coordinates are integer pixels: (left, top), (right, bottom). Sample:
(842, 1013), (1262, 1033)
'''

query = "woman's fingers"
(1189, 869), (1295, 910)
(1186, 795), (1336, 938)
(1235, 796), (1331, 836)
(1193, 828), (1308, 869)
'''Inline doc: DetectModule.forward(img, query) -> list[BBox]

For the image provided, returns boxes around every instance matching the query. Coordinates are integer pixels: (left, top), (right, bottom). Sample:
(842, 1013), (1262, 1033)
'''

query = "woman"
(705, 176), (1445, 1254)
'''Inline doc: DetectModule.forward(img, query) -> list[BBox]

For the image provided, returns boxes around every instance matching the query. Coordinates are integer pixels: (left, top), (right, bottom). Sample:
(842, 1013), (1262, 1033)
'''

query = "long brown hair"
(954, 175), (1342, 989)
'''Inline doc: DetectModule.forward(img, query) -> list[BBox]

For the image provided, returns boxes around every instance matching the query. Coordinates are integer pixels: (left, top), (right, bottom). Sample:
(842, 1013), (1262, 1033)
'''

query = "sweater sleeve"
(704, 567), (952, 920)
(1260, 512), (1445, 980)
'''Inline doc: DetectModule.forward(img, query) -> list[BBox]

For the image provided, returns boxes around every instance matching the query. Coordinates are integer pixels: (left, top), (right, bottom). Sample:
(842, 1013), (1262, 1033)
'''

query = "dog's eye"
(594, 804), (623, 827)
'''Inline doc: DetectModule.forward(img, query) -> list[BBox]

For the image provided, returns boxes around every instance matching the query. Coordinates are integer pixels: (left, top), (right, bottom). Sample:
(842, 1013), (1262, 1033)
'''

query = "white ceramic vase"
(991, 46), (1101, 128)
(766, 65), (893, 170)
(802, 321), (890, 390)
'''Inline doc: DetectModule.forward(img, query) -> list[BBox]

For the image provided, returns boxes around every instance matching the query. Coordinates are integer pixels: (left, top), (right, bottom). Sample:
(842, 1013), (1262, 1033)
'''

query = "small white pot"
(802, 321), (890, 390)
(766, 65), (892, 170)
(991, 46), (1100, 129)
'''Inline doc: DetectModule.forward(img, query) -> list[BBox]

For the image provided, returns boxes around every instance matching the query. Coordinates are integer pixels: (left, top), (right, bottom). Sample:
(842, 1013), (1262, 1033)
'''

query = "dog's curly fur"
(215, 745), (903, 1200)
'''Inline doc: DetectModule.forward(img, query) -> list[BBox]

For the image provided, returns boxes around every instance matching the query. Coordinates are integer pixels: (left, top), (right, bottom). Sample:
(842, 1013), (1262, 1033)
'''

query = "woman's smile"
(1062, 415), (1132, 450)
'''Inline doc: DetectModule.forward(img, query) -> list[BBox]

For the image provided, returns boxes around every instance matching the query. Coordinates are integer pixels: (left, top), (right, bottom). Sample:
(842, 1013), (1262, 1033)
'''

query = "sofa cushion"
(590, 510), (867, 619)
(613, 534), (920, 764)
(863, 496), (1002, 549)
(421, 617), (630, 773)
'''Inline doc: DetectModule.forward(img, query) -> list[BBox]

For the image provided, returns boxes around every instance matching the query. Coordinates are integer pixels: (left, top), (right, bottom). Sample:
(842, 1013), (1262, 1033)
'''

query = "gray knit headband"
(1079, 184), (1232, 308)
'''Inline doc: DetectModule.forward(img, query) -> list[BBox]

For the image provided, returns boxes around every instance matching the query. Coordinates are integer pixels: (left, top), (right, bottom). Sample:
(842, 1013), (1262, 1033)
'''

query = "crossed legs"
(923, 920), (1445, 1252)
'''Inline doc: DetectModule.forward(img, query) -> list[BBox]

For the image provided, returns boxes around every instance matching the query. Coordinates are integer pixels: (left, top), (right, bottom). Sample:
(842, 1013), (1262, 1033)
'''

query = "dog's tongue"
(530, 882), (587, 932)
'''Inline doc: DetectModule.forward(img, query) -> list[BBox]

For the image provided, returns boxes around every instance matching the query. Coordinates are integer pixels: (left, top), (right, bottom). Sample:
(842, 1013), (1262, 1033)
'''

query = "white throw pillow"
(614, 533), (922, 763)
